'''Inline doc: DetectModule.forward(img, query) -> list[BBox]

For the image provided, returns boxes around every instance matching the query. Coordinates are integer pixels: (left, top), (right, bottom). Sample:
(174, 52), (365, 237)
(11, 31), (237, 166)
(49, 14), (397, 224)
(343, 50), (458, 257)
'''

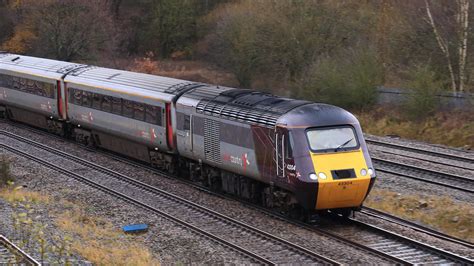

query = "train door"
(182, 113), (193, 152)
(275, 126), (285, 178)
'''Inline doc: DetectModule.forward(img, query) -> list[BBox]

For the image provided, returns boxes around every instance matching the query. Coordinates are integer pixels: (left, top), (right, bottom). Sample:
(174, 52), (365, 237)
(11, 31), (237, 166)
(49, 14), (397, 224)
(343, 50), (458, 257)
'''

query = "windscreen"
(306, 127), (358, 152)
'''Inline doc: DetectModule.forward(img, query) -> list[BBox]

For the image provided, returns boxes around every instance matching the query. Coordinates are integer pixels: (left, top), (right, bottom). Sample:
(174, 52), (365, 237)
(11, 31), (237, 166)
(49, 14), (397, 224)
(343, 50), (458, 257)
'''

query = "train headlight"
(318, 172), (327, 180)
(360, 168), (367, 176)
(309, 173), (318, 180)
(368, 168), (374, 176)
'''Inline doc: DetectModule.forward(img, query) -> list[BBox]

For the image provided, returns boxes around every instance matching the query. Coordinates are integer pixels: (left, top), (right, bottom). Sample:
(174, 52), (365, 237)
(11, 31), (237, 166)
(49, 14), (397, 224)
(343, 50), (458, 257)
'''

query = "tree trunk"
(458, 0), (469, 93)
(425, 0), (458, 93)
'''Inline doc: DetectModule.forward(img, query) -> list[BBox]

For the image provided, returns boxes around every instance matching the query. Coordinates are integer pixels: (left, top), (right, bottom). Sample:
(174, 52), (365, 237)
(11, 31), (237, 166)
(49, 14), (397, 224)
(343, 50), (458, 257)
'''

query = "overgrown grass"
(365, 188), (474, 242)
(0, 187), (159, 265)
(56, 209), (158, 266)
(0, 187), (50, 204)
(358, 108), (474, 148)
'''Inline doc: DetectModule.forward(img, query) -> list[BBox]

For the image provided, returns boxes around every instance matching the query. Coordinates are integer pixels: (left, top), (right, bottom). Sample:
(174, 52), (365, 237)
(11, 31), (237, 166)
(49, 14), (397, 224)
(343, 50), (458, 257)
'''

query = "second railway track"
(0, 132), (338, 265)
(373, 157), (474, 193)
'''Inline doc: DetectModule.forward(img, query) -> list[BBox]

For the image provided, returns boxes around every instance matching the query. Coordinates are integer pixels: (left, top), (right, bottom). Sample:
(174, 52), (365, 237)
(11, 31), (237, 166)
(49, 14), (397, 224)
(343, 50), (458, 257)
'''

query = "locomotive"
(0, 53), (376, 217)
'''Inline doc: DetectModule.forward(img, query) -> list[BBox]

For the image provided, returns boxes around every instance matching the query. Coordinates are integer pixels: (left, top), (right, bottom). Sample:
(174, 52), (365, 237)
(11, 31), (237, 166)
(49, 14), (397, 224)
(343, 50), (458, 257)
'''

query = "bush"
(0, 155), (13, 187)
(296, 48), (383, 110)
(403, 65), (442, 120)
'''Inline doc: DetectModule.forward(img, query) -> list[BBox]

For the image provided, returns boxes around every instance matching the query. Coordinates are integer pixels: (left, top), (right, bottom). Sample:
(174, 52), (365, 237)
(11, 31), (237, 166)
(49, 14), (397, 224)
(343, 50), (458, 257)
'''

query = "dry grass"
(1, 187), (158, 265)
(365, 188), (474, 242)
(0, 187), (50, 204)
(357, 108), (474, 148)
(55, 206), (159, 266)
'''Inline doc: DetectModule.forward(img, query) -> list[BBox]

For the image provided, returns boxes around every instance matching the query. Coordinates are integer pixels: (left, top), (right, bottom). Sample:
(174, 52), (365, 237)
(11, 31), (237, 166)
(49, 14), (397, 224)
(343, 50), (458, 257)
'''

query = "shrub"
(403, 65), (442, 120)
(0, 155), (13, 187)
(296, 48), (383, 110)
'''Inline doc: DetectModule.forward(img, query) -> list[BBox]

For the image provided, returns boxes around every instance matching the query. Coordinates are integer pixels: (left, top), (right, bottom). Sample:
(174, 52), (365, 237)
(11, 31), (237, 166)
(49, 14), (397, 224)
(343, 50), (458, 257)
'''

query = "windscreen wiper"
(335, 138), (354, 152)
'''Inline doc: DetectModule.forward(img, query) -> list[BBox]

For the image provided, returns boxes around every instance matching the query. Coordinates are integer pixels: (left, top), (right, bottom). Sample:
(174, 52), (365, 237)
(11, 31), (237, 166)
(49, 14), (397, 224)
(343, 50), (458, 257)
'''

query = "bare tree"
(425, 0), (470, 93)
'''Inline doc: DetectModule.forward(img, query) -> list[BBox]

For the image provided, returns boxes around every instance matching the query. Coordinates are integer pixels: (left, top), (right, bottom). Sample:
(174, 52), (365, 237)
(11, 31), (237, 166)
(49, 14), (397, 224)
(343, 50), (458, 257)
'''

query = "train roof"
(182, 86), (311, 127)
(0, 53), (76, 80)
(64, 65), (190, 101)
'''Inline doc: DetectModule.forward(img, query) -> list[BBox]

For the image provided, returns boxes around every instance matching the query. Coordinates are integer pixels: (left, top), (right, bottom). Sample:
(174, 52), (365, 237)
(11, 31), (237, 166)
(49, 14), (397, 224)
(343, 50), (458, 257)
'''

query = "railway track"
(323, 217), (473, 265)
(0, 132), (338, 265)
(2, 122), (473, 264)
(373, 158), (474, 193)
(359, 207), (474, 249)
(0, 235), (40, 265)
(367, 138), (474, 171)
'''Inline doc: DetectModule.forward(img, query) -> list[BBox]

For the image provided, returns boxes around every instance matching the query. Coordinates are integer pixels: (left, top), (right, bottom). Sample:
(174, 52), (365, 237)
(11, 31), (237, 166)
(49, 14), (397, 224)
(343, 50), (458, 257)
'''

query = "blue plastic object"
(122, 224), (148, 233)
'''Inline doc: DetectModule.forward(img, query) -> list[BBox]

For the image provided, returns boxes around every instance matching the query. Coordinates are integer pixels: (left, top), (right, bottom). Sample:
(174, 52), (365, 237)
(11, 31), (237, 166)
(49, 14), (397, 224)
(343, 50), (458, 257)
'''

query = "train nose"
(311, 150), (372, 210)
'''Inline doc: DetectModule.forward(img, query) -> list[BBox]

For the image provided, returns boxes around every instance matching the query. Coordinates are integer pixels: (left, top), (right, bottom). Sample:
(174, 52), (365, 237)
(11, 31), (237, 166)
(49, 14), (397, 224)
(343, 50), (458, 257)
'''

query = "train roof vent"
(56, 64), (88, 74)
(70, 65), (97, 76)
(165, 82), (206, 96)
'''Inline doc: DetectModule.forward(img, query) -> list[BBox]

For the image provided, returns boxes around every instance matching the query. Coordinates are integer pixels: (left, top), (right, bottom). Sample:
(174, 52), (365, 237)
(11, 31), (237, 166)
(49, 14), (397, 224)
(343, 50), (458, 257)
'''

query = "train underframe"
(1, 105), (353, 221)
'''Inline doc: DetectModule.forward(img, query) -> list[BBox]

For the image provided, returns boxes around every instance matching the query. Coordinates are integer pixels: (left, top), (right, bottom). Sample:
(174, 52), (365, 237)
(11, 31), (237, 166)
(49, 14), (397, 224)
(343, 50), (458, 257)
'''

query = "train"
(0, 52), (376, 218)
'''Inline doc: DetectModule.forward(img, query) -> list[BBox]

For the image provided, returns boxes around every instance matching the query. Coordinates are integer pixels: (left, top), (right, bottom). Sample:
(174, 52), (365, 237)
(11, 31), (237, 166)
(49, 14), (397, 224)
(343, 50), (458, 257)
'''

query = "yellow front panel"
(311, 149), (371, 210)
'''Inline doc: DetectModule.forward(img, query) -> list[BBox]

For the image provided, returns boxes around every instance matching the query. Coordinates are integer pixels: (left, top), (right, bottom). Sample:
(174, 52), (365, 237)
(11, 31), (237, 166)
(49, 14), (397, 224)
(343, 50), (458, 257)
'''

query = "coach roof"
(0, 54), (76, 80)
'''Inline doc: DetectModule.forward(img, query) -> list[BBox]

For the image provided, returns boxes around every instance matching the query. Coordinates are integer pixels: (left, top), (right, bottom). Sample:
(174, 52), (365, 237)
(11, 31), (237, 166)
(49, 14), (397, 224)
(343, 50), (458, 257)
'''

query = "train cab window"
(101, 96), (112, 112)
(111, 97), (122, 114)
(133, 102), (145, 121)
(92, 93), (102, 110)
(82, 91), (92, 107)
(122, 99), (134, 118)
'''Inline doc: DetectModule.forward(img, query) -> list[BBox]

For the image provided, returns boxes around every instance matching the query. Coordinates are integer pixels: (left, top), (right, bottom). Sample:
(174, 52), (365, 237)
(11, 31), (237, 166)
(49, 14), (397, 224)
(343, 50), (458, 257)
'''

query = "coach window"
(72, 89), (82, 105)
(82, 91), (92, 107)
(12, 76), (21, 91)
(123, 99), (134, 118)
(45, 83), (55, 98)
(102, 96), (112, 112)
(111, 97), (122, 114)
(145, 105), (157, 124)
(134, 102), (145, 121)
(92, 93), (102, 110)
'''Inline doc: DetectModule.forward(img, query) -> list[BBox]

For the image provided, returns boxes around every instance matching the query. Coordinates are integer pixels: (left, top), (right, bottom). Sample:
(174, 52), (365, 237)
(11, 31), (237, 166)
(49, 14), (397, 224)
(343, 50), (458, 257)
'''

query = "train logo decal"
(223, 153), (250, 170)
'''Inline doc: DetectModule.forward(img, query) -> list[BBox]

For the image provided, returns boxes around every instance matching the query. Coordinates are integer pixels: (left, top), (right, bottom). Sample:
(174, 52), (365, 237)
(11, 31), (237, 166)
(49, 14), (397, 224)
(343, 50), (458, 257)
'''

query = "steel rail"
(0, 137), (339, 265)
(0, 235), (40, 266)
